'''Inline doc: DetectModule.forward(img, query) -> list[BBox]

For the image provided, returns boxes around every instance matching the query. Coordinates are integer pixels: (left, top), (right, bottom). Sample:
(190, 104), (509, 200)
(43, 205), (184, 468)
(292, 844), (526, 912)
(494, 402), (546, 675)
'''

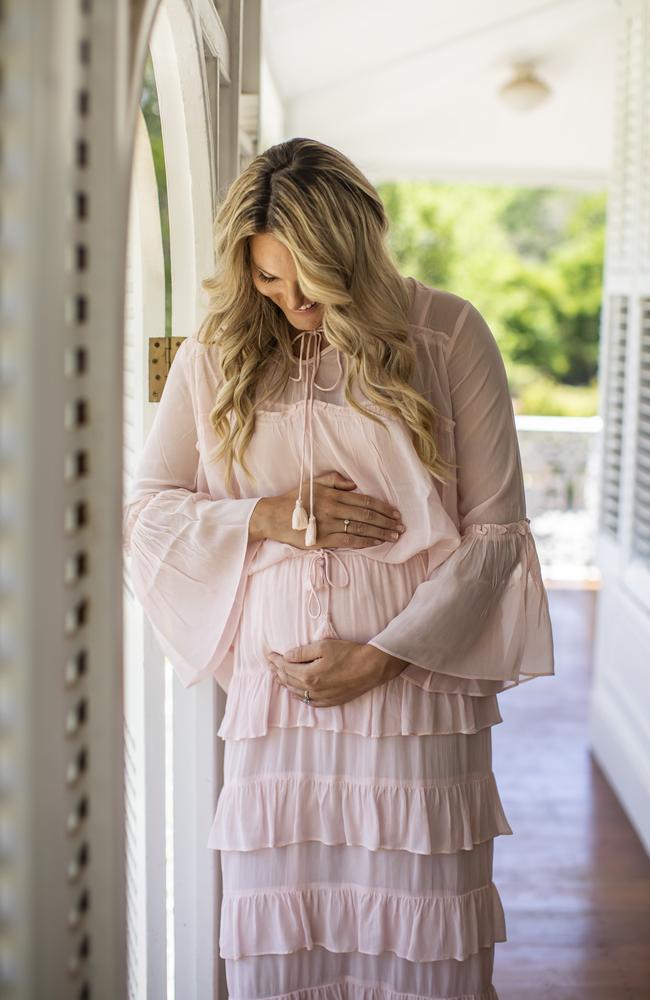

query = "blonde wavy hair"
(197, 136), (458, 494)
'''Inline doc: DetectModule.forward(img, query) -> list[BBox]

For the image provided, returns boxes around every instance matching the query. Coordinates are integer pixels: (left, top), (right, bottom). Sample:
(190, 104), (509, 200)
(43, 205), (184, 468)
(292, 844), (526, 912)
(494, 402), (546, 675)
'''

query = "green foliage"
(379, 182), (455, 287)
(378, 181), (606, 416)
(507, 362), (599, 416)
(140, 55), (172, 338)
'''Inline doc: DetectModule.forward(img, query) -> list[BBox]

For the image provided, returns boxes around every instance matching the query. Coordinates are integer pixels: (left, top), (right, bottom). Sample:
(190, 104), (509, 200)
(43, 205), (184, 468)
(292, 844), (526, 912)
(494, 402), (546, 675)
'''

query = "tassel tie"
(304, 548), (350, 640)
(288, 325), (343, 547)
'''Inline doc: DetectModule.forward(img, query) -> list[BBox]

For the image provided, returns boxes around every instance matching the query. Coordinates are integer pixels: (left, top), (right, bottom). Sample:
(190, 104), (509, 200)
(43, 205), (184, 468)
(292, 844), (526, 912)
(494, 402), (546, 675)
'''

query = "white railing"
(516, 414), (602, 584)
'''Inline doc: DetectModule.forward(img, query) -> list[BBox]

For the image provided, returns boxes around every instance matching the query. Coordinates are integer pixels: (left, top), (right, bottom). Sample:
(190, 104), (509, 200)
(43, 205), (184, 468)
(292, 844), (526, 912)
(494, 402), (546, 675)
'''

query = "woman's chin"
(287, 313), (323, 332)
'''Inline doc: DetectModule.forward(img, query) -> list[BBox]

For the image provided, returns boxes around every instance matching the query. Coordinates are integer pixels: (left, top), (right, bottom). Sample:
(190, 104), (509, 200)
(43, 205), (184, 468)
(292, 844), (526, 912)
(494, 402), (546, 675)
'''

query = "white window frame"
(123, 1), (248, 997)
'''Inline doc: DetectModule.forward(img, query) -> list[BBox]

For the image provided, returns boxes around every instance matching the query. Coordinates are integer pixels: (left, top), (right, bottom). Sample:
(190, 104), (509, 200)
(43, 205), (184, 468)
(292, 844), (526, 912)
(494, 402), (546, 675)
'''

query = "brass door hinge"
(148, 336), (186, 402)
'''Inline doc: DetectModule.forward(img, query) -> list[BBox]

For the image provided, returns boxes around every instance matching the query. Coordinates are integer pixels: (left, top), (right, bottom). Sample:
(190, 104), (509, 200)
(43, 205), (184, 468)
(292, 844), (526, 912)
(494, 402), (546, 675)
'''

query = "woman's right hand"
(249, 471), (406, 549)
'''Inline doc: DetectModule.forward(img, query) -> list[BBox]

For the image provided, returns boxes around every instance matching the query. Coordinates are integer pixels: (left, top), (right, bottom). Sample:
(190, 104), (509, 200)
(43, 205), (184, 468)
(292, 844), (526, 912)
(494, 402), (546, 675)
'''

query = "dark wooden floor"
(491, 587), (650, 1000)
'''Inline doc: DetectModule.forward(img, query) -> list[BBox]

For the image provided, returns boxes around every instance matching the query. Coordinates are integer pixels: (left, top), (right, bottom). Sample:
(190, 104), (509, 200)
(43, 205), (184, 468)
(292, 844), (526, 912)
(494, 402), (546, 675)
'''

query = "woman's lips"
(291, 302), (318, 313)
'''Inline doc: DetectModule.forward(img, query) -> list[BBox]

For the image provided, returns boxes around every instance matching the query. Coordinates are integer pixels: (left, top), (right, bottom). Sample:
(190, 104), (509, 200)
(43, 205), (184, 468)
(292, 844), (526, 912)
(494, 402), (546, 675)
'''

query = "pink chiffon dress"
(123, 276), (555, 1000)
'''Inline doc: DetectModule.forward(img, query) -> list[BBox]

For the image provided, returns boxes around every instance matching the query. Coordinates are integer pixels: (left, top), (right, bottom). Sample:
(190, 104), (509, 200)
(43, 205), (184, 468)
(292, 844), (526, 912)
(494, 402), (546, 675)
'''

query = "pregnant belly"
(234, 547), (429, 673)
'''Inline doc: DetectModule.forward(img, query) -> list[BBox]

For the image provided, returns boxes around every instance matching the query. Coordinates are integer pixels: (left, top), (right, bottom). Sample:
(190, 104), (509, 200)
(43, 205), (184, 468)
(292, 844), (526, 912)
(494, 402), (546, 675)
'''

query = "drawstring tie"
(288, 326), (343, 548)
(304, 549), (350, 640)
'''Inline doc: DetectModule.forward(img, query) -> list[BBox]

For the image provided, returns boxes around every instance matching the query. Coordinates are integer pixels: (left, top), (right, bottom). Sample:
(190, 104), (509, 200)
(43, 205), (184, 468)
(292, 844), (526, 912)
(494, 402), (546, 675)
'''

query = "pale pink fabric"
(123, 276), (555, 999)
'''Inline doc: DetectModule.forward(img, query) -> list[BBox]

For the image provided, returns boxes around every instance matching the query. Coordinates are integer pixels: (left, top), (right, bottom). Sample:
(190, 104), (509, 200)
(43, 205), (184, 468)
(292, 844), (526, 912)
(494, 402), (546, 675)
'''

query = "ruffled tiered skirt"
(210, 550), (513, 999)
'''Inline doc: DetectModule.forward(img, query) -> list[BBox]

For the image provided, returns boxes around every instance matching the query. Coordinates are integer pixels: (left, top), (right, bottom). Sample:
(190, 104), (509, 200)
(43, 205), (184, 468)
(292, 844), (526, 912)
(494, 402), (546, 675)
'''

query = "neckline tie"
(287, 325), (344, 547)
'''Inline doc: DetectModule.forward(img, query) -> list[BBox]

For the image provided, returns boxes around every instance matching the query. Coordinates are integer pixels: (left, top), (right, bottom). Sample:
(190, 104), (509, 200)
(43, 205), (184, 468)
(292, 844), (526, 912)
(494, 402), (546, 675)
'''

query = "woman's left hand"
(267, 639), (408, 707)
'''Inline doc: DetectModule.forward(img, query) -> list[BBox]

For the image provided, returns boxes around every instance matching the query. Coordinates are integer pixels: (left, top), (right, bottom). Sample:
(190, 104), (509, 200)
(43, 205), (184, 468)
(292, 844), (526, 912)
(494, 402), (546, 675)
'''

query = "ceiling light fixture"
(499, 61), (551, 111)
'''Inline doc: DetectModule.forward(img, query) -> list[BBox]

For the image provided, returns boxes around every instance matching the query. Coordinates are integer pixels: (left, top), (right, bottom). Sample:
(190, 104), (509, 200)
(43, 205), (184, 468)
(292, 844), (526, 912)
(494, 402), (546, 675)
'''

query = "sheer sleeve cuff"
(367, 518), (555, 696)
(124, 490), (264, 692)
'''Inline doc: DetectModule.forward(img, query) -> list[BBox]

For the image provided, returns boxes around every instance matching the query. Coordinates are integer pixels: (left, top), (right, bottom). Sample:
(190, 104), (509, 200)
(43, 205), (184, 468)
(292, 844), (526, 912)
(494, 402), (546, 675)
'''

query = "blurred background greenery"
(142, 58), (173, 339)
(378, 181), (605, 417)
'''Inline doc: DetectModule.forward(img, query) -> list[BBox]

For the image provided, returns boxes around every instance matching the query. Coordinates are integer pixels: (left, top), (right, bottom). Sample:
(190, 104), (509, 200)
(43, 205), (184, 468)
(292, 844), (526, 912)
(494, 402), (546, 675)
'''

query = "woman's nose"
(285, 284), (307, 310)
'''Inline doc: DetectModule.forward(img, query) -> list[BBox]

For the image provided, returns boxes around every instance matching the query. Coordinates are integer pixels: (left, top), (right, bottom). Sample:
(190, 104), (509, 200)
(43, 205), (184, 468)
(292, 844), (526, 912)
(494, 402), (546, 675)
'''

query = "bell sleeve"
(122, 336), (264, 693)
(367, 300), (555, 695)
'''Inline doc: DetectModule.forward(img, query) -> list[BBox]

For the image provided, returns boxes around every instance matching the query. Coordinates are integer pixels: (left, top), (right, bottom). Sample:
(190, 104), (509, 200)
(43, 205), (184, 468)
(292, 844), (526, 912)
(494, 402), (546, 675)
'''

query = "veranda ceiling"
(260, 0), (617, 189)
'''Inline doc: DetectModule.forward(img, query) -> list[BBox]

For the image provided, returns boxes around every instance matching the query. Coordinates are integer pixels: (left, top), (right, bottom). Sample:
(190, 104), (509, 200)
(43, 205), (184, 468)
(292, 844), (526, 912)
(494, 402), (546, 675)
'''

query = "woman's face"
(249, 232), (323, 331)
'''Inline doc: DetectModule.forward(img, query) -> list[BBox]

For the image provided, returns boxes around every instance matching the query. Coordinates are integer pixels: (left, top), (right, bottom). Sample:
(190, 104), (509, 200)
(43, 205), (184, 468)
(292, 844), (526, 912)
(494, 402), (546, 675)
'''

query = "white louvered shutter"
(597, 0), (650, 602)
(590, 0), (650, 860)
(3, 0), (128, 995)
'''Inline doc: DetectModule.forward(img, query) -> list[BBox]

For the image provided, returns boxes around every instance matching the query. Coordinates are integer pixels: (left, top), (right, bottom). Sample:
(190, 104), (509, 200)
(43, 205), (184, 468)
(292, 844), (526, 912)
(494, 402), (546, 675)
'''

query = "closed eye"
(257, 270), (275, 283)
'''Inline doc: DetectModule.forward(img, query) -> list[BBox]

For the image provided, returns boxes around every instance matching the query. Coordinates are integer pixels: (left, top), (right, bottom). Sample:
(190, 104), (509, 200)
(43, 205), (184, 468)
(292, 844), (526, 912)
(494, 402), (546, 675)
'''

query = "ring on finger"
(343, 518), (351, 533)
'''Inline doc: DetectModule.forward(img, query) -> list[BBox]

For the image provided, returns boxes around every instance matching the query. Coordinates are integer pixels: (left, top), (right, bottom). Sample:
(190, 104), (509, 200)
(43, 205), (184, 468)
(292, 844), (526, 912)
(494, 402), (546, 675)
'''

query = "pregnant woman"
(123, 137), (555, 1000)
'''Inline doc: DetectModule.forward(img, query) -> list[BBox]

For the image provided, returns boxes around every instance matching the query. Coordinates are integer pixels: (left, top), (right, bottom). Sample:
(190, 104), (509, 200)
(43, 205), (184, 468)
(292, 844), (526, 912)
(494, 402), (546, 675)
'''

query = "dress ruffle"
(219, 879), (507, 963)
(399, 669), (509, 698)
(368, 519), (555, 694)
(208, 770), (513, 855)
(231, 979), (499, 1000)
(216, 669), (503, 741)
(223, 934), (498, 1000)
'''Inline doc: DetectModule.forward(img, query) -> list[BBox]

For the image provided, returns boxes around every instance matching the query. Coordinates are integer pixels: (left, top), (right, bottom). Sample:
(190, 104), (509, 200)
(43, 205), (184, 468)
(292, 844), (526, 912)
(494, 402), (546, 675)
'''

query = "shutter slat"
(600, 295), (628, 539)
(633, 298), (650, 565)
